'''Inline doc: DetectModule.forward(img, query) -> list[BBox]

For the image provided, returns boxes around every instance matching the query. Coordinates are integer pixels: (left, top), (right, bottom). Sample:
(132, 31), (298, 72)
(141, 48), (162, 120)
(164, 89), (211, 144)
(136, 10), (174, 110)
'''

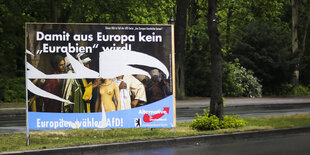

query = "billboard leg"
(26, 135), (30, 146)
(25, 53), (30, 146)
(26, 97), (30, 146)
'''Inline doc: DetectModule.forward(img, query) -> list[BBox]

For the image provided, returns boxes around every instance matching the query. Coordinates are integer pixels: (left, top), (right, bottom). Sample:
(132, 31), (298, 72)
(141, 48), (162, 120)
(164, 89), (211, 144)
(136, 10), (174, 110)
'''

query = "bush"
(223, 59), (262, 97)
(0, 77), (25, 102)
(280, 84), (310, 96)
(190, 109), (247, 131)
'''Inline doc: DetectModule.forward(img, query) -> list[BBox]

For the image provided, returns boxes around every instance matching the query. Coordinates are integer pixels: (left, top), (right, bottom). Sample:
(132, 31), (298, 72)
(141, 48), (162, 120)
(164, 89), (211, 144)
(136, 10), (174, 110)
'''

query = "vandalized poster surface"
(26, 23), (175, 129)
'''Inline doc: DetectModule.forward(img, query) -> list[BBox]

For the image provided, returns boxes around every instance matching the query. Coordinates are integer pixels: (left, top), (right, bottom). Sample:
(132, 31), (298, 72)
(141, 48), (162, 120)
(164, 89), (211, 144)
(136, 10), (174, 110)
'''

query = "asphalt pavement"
(108, 131), (310, 155)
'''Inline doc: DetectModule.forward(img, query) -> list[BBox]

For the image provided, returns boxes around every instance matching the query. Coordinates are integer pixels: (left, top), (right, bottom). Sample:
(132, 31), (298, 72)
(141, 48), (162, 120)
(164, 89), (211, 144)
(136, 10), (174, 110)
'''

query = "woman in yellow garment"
(95, 79), (121, 112)
(82, 78), (102, 113)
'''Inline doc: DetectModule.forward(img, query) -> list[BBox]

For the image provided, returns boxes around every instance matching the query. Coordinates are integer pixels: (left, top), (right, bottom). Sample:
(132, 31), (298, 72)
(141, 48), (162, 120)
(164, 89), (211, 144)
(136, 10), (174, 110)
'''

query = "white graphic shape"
(26, 62), (47, 78)
(99, 50), (169, 79)
(27, 79), (73, 104)
(26, 52), (99, 79)
(65, 51), (99, 78)
(95, 104), (108, 129)
(26, 50), (34, 56)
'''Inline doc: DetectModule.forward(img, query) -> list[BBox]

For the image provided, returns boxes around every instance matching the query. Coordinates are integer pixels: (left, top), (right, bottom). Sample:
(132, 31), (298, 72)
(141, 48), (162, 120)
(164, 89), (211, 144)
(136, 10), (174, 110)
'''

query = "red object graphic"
(143, 107), (170, 123)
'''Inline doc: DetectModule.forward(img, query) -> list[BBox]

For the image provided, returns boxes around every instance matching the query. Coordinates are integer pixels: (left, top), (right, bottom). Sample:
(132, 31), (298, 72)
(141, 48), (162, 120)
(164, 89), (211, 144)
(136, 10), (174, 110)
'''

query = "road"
(105, 132), (310, 155)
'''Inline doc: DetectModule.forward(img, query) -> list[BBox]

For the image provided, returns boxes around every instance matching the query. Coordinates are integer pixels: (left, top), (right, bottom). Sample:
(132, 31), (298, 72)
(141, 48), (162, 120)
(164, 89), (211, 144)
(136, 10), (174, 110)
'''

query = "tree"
(292, 0), (299, 86)
(208, 0), (223, 119)
(175, 0), (189, 99)
(292, 0), (310, 87)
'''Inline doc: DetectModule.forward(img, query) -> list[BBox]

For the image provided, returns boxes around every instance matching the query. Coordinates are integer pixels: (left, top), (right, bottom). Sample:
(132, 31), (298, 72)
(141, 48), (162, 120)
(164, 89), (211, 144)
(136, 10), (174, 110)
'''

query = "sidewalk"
(176, 96), (310, 109)
(1, 96), (310, 115)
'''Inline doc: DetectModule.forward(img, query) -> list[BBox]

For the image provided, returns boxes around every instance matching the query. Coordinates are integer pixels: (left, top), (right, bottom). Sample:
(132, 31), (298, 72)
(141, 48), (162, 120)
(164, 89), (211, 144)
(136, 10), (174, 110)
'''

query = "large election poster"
(25, 23), (175, 130)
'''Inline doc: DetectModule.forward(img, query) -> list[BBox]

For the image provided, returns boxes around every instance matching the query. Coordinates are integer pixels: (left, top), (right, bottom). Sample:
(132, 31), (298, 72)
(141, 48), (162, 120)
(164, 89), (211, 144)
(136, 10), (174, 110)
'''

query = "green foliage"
(1, 0), (309, 100)
(299, 0), (310, 87)
(280, 84), (310, 96)
(190, 109), (247, 131)
(244, 114), (310, 128)
(0, 77), (25, 102)
(223, 59), (262, 97)
(185, 0), (293, 97)
(301, 49), (310, 87)
(217, 0), (289, 51)
(185, 17), (211, 97)
(230, 20), (295, 94)
(191, 111), (220, 130)
(223, 61), (244, 97)
(290, 85), (310, 96)
(0, 0), (175, 102)
(0, 1), (35, 78)
(62, 0), (174, 24)
(127, 0), (174, 24)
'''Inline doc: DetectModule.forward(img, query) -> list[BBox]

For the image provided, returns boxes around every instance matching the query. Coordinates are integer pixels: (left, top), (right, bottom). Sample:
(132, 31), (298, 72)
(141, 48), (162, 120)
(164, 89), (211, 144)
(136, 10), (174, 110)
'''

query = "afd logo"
(143, 107), (169, 123)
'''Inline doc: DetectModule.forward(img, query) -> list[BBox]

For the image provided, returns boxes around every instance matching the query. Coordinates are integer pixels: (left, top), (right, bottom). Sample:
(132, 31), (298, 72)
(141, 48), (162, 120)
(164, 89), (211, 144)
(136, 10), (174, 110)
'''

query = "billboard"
(25, 23), (175, 130)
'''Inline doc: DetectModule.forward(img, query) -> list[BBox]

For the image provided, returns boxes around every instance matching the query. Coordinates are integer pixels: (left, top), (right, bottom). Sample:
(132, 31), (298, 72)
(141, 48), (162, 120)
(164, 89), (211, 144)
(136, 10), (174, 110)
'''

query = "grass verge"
(1, 114), (310, 153)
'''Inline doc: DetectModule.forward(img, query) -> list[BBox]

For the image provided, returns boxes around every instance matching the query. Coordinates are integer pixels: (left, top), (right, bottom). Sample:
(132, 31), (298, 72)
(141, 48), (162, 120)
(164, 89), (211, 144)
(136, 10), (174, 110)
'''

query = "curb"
(2, 127), (310, 155)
